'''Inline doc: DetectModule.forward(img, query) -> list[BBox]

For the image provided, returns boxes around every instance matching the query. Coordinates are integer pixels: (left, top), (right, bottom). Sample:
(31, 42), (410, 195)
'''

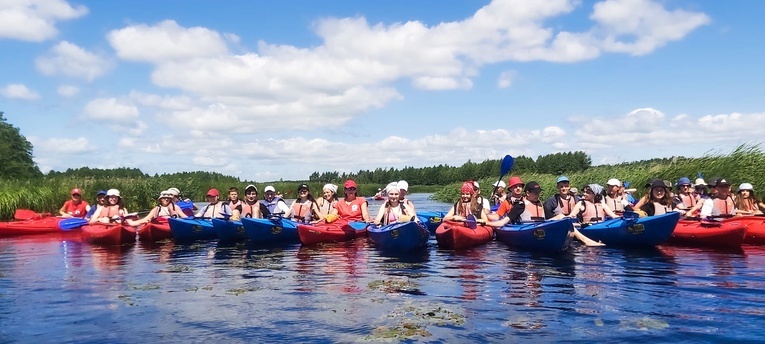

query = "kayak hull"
(495, 218), (574, 252)
(578, 212), (680, 247)
(241, 217), (300, 244)
(669, 218), (746, 248)
(435, 221), (494, 250)
(168, 218), (216, 241)
(0, 216), (67, 237)
(211, 219), (248, 242)
(367, 221), (429, 251)
(736, 216), (765, 245)
(82, 223), (134, 246)
(136, 218), (172, 242)
(297, 219), (363, 245)
(416, 211), (445, 233)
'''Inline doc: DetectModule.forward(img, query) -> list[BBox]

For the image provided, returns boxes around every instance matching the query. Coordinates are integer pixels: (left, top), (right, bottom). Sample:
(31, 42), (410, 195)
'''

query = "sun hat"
(649, 179), (667, 190)
(106, 189), (120, 197)
(738, 183), (754, 192)
(323, 184), (338, 194)
(524, 181), (542, 193)
(507, 176), (524, 188)
(694, 178), (706, 187)
(677, 177), (692, 186)
(167, 187), (180, 196)
(569, 187), (579, 194)
(397, 180), (409, 191)
(492, 181), (506, 188)
(158, 191), (172, 200)
(206, 188), (220, 197)
(264, 186), (276, 193)
(344, 180), (357, 189)
(606, 178), (621, 187)
(71, 188), (82, 196)
(556, 176), (570, 184)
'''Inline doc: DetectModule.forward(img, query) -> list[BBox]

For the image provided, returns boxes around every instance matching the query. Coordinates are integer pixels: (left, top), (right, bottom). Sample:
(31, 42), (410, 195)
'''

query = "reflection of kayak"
(136, 217), (172, 242)
(495, 218), (573, 252)
(373, 194), (384, 201)
(297, 219), (364, 245)
(367, 221), (429, 251)
(669, 218), (746, 248)
(417, 211), (445, 233)
(241, 217), (300, 244)
(211, 218), (247, 241)
(0, 216), (66, 237)
(736, 216), (765, 244)
(82, 223), (134, 245)
(168, 218), (216, 241)
(578, 212), (679, 247)
(435, 220), (494, 250)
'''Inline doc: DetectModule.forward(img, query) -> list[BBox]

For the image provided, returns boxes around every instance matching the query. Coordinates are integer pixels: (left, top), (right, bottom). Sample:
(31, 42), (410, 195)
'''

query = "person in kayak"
(223, 187), (243, 217)
(544, 176), (578, 219)
(374, 183), (416, 225)
(673, 177), (699, 212)
(330, 179), (370, 222)
(568, 184), (620, 223)
(261, 185), (291, 217)
(167, 187), (197, 217)
(316, 184), (338, 219)
(443, 181), (488, 224)
(289, 184), (320, 223)
(231, 184), (262, 220)
(698, 178), (737, 218)
(84, 190), (107, 220)
(127, 191), (188, 226)
(59, 188), (89, 218)
(397, 180), (417, 215)
(490, 180), (506, 207)
(495, 176), (525, 218)
(735, 183), (765, 215)
(693, 178), (709, 199)
(605, 179), (630, 214)
(639, 180), (677, 216)
(195, 188), (228, 219)
(89, 189), (129, 224)
(472, 181), (491, 217)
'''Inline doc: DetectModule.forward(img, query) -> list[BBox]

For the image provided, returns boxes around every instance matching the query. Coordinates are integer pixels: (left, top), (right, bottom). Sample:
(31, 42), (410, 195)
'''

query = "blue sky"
(1, 0), (763, 181)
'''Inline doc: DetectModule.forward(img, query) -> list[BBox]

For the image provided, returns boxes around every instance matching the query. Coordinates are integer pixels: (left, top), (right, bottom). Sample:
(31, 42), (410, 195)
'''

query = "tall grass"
(432, 144), (765, 203)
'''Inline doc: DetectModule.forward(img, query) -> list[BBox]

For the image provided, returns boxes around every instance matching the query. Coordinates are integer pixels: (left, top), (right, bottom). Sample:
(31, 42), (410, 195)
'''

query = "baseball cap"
(524, 181), (542, 193)
(713, 178), (730, 187)
(298, 183), (309, 191)
(344, 180), (357, 189)
(606, 178), (621, 187)
(106, 189), (121, 197)
(473, 181), (480, 189)
(71, 188), (82, 195)
(167, 187), (180, 196)
(96, 190), (107, 196)
(556, 176), (570, 184)
(264, 186), (276, 193)
(245, 184), (258, 193)
(206, 188), (220, 197)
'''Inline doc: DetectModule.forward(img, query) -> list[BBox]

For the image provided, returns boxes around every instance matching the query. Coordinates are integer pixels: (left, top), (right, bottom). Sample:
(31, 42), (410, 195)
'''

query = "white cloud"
(497, 70), (517, 89)
(36, 41), (112, 81)
(83, 98), (139, 122)
(0, 83), (40, 100)
(29, 136), (93, 154)
(108, 20), (231, 63)
(57, 84), (79, 97)
(0, 0), (87, 42)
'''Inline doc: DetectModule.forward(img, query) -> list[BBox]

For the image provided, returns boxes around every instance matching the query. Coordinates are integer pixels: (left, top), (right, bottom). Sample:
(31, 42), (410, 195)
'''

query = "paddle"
(490, 155), (515, 200)
(59, 218), (88, 231)
(465, 214), (478, 229)
(349, 221), (371, 230)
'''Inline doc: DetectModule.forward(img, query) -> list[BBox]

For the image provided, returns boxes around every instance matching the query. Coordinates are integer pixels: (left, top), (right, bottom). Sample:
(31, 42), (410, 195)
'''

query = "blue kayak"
(495, 218), (574, 252)
(578, 212), (680, 247)
(240, 217), (300, 244)
(366, 221), (429, 251)
(168, 218), (217, 241)
(416, 211), (445, 233)
(211, 218), (247, 242)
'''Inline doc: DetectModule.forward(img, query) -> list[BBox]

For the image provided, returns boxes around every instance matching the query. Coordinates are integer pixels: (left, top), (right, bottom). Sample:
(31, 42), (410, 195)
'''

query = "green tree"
(0, 111), (42, 179)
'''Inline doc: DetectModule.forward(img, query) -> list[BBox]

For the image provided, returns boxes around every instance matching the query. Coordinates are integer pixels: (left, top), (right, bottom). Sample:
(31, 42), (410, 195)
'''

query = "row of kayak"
(2, 211), (764, 251)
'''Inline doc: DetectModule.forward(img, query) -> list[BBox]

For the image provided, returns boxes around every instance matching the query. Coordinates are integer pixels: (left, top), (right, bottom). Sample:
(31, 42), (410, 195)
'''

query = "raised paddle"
(59, 218), (89, 231)
(491, 155), (515, 201)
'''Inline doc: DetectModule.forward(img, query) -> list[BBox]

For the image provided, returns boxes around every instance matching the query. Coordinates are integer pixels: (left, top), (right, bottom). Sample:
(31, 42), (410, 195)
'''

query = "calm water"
(2, 194), (765, 343)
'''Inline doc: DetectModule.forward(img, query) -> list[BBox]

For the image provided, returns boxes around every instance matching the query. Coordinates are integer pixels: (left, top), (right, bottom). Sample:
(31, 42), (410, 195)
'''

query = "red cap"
(206, 188), (220, 197)
(507, 176), (524, 188)
(344, 180), (357, 189)
(460, 181), (475, 194)
(71, 188), (82, 195)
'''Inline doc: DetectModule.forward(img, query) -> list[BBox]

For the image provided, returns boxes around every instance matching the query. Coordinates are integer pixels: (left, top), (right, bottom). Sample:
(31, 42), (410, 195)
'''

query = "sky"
(1, 0), (763, 182)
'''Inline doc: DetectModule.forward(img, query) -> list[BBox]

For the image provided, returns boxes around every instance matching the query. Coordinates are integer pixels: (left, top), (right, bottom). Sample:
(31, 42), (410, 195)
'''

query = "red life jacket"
(335, 197), (367, 221)
(713, 197), (735, 215)
(240, 202), (259, 218)
(63, 200), (89, 218)
(677, 193), (697, 208)
(557, 194), (575, 216)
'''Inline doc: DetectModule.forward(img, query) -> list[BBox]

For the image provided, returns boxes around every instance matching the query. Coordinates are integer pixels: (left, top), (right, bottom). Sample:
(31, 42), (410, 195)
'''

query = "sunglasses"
(299, 189), (309, 192)
(345, 187), (357, 191)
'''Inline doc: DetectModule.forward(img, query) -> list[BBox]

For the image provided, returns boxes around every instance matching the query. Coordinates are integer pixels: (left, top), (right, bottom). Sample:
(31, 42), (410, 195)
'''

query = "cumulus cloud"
(36, 41), (112, 81)
(0, 0), (88, 42)
(83, 98), (139, 122)
(29, 136), (93, 154)
(57, 84), (79, 97)
(0, 83), (40, 100)
(107, 20), (232, 63)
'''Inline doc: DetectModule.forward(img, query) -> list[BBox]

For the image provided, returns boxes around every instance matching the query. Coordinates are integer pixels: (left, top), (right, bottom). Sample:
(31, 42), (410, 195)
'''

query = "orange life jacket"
(579, 200), (603, 222)
(713, 197), (735, 215)
(291, 199), (314, 222)
(522, 199), (545, 221)
(335, 197), (367, 221)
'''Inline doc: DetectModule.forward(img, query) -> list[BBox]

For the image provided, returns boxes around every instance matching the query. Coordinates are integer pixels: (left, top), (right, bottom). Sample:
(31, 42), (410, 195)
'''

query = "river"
(1, 193), (764, 342)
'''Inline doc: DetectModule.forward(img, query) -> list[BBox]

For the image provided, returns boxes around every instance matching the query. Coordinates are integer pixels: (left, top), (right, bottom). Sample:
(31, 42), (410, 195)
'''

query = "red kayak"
(136, 217), (172, 242)
(82, 223), (135, 245)
(736, 216), (765, 244)
(297, 219), (365, 245)
(0, 216), (66, 237)
(435, 220), (494, 250)
(669, 219), (746, 248)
